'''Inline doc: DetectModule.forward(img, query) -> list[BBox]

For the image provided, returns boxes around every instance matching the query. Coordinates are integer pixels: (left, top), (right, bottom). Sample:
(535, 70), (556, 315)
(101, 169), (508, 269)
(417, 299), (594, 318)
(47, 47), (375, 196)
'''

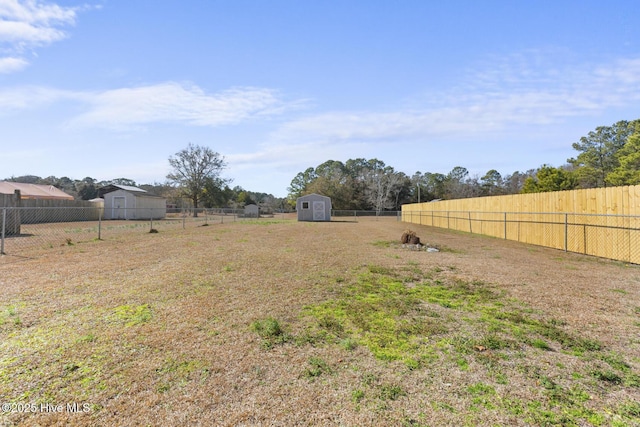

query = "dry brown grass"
(0, 217), (639, 426)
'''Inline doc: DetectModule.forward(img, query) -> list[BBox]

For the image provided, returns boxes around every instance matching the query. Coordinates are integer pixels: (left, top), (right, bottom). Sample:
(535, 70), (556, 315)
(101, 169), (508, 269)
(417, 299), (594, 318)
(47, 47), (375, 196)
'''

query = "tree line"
(287, 118), (640, 210)
(6, 118), (639, 212)
(4, 143), (287, 212)
(285, 160), (526, 211)
(2, 175), (287, 212)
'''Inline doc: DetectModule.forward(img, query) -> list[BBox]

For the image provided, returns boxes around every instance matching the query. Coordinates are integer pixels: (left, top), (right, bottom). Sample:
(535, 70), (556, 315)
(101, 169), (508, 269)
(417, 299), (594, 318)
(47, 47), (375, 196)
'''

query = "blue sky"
(1, 0), (639, 197)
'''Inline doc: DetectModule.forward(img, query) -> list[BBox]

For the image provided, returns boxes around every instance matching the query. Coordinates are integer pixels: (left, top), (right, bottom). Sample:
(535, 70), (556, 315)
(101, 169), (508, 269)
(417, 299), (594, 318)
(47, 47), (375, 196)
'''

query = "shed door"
(312, 201), (326, 221)
(113, 196), (126, 219)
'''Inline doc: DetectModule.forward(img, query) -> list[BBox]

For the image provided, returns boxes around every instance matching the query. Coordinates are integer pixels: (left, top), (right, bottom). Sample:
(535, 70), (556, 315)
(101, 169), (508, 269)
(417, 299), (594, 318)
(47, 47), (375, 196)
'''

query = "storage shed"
(296, 193), (331, 222)
(101, 185), (166, 220)
(244, 204), (259, 218)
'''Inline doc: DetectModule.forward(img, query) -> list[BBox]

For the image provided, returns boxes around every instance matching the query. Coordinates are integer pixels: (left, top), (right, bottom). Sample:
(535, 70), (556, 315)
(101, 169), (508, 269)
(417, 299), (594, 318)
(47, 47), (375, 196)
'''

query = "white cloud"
(0, 0), (76, 43)
(0, 84), (72, 109)
(0, 82), (304, 128)
(0, 55), (27, 72)
(0, 17), (67, 44)
(65, 83), (300, 130)
(219, 53), (640, 188)
(0, 0), (79, 72)
(266, 55), (640, 149)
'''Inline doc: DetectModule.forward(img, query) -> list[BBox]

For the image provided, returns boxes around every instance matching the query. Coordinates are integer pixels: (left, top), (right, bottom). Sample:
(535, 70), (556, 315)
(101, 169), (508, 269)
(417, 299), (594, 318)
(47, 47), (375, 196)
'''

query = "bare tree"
(167, 143), (227, 215)
(364, 163), (403, 214)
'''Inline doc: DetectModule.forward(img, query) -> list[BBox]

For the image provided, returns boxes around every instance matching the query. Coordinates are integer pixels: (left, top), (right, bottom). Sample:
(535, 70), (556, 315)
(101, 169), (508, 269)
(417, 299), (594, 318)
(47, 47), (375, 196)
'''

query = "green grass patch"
(530, 338), (552, 350)
(304, 357), (332, 379)
(351, 388), (365, 403)
(302, 266), (452, 366)
(111, 304), (152, 326)
(0, 303), (25, 329)
(250, 317), (292, 349)
(155, 357), (210, 392)
(372, 240), (395, 248)
(378, 383), (406, 401)
(467, 382), (497, 410)
(298, 263), (640, 424)
(618, 400), (640, 418)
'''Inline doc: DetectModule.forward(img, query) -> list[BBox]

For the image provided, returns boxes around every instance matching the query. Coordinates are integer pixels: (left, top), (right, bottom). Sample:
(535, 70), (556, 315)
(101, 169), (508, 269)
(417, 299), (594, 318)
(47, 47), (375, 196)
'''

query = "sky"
(1, 0), (639, 197)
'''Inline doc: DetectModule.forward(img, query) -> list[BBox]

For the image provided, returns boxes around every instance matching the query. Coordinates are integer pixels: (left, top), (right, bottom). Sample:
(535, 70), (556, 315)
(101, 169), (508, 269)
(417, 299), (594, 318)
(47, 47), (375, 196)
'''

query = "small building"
(101, 185), (166, 220)
(0, 182), (101, 224)
(296, 193), (331, 222)
(244, 204), (259, 218)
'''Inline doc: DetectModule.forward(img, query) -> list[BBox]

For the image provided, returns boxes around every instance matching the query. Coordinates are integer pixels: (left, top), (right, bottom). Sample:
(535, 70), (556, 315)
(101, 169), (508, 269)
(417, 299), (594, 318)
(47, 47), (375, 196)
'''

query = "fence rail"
(402, 210), (640, 264)
(332, 210), (401, 218)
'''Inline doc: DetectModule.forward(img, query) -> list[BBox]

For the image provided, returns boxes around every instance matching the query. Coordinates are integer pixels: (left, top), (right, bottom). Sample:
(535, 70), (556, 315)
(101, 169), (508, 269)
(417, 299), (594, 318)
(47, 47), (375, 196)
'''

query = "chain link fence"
(0, 207), (403, 258)
(0, 207), (292, 257)
(402, 210), (640, 264)
(332, 210), (401, 220)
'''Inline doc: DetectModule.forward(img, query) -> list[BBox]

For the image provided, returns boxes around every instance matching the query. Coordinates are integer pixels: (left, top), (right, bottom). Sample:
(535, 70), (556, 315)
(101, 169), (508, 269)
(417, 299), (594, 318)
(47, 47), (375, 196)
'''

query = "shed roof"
(101, 186), (165, 199)
(98, 184), (147, 198)
(0, 182), (74, 200)
(297, 193), (331, 200)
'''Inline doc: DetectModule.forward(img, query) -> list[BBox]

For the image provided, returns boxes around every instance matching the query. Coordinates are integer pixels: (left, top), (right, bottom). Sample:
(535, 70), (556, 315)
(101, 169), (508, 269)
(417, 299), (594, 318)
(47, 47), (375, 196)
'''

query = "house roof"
(98, 184), (147, 198)
(0, 182), (74, 200)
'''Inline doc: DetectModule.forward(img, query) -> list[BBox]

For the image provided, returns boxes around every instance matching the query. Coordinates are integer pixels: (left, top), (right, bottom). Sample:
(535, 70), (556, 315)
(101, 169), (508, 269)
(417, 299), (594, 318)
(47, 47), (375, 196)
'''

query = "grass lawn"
(1, 217), (639, 426)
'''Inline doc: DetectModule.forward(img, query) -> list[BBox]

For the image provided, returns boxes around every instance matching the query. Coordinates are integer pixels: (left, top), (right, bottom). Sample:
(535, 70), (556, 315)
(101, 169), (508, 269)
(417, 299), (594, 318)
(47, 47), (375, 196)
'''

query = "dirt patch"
(0, 217), (639, 426)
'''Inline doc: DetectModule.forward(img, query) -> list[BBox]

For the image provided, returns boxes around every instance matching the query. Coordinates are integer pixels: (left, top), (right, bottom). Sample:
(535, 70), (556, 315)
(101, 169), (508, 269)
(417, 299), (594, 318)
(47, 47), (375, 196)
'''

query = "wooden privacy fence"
(402, 185), (640, 264)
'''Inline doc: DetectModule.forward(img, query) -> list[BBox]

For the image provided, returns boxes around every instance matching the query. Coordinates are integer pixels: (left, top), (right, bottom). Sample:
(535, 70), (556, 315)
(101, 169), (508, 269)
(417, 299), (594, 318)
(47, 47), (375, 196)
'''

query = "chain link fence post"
(1, 208), (6, 255)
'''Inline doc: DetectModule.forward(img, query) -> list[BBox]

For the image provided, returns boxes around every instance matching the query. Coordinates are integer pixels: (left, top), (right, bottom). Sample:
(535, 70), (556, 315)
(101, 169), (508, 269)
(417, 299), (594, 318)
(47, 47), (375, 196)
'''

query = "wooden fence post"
(564, 213), (568, 252)
(504, 212), (507, 239)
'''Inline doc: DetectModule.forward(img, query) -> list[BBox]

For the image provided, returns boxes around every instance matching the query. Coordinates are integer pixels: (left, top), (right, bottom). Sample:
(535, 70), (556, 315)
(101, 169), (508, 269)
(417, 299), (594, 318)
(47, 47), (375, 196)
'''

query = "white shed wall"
(244, 204), (259, 218)
(296, 194), (332, 221)
(103, 189), (165, 220)
(132, 195), (166, 219)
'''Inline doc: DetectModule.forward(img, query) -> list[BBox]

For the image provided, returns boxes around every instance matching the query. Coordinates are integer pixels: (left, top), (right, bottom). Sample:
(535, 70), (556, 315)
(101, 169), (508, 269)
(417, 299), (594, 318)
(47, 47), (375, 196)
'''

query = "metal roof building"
(100, 184), (166, 220)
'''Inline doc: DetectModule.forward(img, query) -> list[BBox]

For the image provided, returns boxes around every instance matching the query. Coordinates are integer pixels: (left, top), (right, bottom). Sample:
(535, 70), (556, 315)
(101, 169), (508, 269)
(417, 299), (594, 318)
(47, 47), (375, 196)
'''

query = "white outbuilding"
(296, 193), (332, 222)
(100, 184), (166, 220)
(244, 204), (259, 218)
